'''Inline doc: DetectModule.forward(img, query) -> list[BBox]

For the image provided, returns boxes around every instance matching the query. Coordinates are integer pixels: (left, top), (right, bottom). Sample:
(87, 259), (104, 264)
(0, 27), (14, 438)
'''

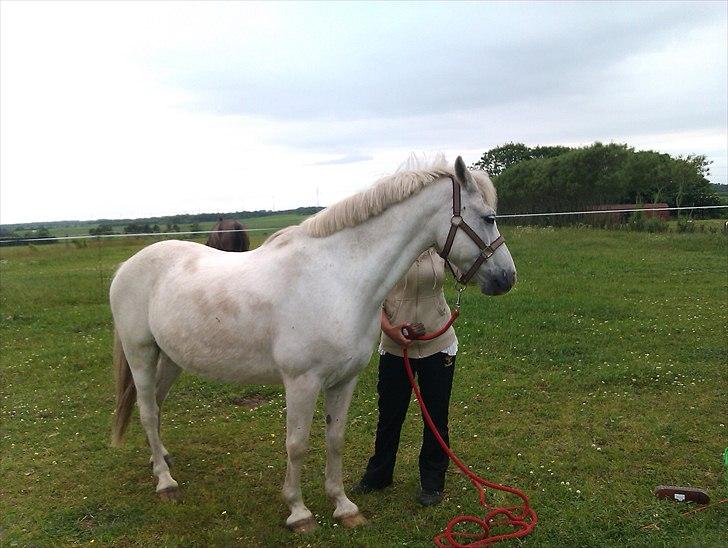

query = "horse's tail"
(111, 328), (136, 447)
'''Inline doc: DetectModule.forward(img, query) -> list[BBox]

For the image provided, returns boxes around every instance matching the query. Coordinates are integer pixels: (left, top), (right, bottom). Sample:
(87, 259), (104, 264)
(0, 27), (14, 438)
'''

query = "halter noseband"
(439, 176), (505, 285)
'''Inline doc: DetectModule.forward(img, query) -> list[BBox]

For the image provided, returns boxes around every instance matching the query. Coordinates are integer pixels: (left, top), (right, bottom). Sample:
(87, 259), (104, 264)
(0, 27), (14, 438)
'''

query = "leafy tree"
(34, 227), (52, 238)
(124, 223), (153, 234)
(89, 224), (115, 236)
(491, 142), (721, 218)
(472, 143), (571, 176)
(472, 143), (531, 176)
(13, 226), (57, 245)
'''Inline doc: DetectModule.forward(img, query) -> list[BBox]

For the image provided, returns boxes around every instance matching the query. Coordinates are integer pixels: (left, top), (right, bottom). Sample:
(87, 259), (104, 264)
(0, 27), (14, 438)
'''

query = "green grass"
(1, 226), (727, 546)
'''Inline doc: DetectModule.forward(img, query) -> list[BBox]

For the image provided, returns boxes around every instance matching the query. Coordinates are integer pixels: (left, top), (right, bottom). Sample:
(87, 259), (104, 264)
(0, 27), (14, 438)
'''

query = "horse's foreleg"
(324, 376), (367, 528)
(282, 374), (320, 532)
(128, 345), (179, 499)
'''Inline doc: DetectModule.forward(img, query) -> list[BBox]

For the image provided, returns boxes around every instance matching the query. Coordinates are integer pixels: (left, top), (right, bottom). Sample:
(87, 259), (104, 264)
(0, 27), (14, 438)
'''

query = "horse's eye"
(483, 215), (496, 225)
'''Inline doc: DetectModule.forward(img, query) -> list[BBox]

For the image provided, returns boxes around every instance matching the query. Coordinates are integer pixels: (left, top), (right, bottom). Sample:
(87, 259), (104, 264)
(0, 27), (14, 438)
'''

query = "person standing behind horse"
(353, 247), (457, 506)
(206, 217), (250, 252)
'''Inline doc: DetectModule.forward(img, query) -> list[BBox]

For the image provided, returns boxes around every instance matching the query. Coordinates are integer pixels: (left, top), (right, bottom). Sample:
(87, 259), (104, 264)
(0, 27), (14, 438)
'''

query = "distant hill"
(0, 206), (324, 232)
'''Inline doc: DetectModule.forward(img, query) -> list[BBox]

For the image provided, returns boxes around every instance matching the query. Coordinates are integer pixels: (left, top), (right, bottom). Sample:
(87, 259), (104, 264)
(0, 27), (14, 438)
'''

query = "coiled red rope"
(402, 309), (538, 546)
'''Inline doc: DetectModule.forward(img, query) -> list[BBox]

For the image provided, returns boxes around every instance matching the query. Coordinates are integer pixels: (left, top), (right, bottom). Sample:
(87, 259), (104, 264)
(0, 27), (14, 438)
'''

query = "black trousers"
(361, 351), (456, 492)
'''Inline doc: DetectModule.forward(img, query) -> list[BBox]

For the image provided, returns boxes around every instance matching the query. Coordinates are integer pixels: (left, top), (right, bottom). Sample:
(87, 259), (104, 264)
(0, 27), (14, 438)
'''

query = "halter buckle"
(451, 215), (462, 226)
(455, 285), (465, 308)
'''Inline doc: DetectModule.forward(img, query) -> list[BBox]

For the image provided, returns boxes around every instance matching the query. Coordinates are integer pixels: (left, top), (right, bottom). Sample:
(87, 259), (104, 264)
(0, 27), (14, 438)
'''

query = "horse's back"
(113, 239), (209, 284)
(111, 240), (218, 321)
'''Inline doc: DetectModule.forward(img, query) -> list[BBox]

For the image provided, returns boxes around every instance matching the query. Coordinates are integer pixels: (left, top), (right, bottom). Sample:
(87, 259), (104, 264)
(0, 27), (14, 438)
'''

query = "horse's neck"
(322, 179), (449, 313)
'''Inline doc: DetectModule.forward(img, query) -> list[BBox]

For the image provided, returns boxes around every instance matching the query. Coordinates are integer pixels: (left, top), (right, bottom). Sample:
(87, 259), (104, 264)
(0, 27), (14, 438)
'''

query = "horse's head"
(435, 157), (516, 296)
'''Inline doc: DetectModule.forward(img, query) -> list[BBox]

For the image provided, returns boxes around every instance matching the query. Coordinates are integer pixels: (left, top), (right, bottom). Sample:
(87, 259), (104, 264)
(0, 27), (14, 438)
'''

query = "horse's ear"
(454, 156), (474, 189)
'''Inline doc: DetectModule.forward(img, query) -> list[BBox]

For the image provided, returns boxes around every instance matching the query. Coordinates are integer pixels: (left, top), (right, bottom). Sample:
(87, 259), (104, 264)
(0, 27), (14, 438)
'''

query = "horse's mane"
(302, 155), (497, 238)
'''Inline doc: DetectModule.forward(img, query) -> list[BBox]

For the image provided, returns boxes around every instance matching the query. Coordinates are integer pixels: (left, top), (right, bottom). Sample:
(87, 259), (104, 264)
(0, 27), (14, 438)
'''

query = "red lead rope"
(402, 309), (538, 546)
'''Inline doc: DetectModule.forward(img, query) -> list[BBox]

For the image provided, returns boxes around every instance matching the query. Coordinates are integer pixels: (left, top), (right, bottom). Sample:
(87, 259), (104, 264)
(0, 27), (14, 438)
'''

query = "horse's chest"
(272, 328), (374, 385)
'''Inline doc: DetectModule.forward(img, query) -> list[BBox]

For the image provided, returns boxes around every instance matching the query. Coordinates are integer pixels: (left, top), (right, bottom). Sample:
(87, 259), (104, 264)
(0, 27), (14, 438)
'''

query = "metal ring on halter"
(455, 285), (465, 308)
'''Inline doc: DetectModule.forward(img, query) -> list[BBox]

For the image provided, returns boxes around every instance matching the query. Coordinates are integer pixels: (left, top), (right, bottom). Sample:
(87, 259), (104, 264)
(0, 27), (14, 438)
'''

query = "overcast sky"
(1, 1), (726, 224)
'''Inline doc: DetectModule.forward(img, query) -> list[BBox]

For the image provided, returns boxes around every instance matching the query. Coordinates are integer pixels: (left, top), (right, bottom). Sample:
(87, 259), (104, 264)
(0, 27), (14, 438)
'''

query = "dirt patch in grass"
(230, 394), (271, 410)
(76, 514), (96, 532)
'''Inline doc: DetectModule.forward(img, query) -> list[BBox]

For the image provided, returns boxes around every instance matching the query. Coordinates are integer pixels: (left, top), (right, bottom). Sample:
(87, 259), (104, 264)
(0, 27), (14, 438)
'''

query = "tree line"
(473, 142), (723, 217)
(1, 206), (324, 234)
(0, 226), (57, 246)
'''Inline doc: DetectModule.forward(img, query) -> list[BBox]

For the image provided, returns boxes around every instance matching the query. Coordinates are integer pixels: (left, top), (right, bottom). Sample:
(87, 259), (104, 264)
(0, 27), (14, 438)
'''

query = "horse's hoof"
(339, 512), (368, 528)
(157, 486), (181, 502)
(287, 517), (318, 534)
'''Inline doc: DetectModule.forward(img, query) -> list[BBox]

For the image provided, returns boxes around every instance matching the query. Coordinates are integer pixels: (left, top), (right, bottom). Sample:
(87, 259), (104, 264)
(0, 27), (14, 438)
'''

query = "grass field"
(1, 225), (726, 547)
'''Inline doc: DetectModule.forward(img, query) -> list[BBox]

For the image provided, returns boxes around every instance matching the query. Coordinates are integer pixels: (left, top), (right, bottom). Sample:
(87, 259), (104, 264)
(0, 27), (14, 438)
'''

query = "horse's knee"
(326, 431), (344, 454)
(286, 438), (308, 462)
(138, 408), (159, 430)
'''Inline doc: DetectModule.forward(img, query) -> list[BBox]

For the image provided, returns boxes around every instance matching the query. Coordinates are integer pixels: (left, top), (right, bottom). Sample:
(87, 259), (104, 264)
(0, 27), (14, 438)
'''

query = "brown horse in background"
(206, 218), (250, 252)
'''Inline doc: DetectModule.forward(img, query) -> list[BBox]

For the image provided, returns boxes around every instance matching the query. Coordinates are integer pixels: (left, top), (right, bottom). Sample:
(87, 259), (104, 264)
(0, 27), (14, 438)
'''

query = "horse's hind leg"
(154, 352), (181, 466)
(282, 374), (321, 532)
(127, 344), (179, 499)
(324, 377), (366, 528)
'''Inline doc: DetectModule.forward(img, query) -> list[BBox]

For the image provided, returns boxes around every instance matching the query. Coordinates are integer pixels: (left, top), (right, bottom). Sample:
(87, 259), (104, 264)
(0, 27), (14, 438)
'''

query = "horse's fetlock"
(325, 483), (343, 500)
(152, 463), (169, 477)
(282, 486), (301, 506)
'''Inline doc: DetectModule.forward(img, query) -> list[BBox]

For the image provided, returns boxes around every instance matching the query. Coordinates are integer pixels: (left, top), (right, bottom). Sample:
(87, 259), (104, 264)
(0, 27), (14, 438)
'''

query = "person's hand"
(401, 322), (425, 340)
(384, 322), (424, 347)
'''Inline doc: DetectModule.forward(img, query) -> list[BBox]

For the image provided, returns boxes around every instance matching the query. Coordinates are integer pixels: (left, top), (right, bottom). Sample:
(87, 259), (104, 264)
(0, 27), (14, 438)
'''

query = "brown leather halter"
(439, 176), (506, 285)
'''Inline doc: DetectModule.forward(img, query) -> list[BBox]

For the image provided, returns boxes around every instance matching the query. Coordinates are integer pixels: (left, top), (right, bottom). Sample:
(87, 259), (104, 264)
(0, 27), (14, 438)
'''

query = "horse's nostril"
(499, 269), (516, 290)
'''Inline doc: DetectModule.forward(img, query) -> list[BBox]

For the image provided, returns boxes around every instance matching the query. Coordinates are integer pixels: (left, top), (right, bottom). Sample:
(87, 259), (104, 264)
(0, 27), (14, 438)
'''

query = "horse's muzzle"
(482, 268), (516, 295)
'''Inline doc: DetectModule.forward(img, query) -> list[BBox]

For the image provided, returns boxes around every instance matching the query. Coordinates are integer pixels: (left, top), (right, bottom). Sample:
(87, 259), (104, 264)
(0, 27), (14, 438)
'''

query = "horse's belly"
(179, 355), (282, 385)
(150, 309), (280, 385)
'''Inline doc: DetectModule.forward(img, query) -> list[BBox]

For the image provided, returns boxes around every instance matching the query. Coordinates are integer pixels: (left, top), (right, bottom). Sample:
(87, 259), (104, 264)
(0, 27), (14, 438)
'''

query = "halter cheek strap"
(439, 177), (505, 285)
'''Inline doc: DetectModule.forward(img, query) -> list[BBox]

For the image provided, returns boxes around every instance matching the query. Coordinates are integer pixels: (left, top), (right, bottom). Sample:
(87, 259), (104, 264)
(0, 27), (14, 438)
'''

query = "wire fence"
(1, 204), (726, 245)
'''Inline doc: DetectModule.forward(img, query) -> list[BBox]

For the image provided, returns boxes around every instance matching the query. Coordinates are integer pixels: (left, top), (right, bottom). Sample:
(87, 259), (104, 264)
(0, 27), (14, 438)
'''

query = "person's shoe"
(351, 480), (387, 495)
(417, 489), (444, 507)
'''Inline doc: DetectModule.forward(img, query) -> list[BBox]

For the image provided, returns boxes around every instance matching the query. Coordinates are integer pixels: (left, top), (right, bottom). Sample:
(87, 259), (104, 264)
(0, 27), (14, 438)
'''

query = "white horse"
(109, 156), (516, 532)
